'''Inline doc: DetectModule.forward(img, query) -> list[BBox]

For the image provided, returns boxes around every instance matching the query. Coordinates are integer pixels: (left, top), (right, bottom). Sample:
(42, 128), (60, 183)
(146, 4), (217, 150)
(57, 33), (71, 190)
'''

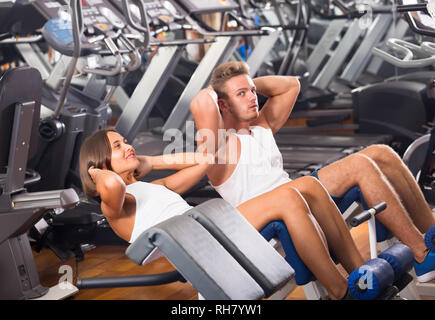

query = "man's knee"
(347, 153), (377, 170)
(361, 144), (400, 164)
(337, 153), (384, 183)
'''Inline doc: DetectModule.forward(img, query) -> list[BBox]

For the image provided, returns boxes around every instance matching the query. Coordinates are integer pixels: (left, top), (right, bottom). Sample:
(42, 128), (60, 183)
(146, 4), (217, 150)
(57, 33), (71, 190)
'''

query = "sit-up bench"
(78, 199), (296, 300)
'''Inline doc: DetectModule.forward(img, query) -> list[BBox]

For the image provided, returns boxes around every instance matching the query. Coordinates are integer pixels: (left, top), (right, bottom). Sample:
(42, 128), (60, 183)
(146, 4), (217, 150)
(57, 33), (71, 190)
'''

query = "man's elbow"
(288, 76), (301, 93)
(190, 99), (200, 115)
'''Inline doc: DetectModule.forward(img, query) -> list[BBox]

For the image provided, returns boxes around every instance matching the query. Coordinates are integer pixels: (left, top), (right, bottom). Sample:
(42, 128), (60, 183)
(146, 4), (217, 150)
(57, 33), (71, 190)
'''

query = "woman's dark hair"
(79, 128), (117, 197)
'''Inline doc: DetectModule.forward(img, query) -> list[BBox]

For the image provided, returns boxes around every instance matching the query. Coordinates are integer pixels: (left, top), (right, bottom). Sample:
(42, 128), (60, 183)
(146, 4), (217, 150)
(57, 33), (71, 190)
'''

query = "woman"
(79, 128), (364, 300)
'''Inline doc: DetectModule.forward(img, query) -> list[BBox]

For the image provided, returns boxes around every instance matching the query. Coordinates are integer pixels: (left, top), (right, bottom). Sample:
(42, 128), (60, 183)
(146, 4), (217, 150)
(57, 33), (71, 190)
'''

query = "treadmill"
(175, 1), (393, 179)
(20, 0), (145, 261)
(113, 0), (281, 178)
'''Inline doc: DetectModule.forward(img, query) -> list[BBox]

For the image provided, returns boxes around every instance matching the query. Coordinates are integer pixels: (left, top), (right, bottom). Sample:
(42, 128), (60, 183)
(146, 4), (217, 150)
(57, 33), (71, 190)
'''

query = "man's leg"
(236, 185), (348, 300)
(284, 176), (364, 274)
(317, 153), (428, 263)
(359, 144), (435, 233)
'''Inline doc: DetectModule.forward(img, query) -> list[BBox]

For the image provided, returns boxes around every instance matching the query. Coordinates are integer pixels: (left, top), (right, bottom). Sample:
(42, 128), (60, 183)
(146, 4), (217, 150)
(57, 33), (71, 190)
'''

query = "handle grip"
(350, 202), (387, 227)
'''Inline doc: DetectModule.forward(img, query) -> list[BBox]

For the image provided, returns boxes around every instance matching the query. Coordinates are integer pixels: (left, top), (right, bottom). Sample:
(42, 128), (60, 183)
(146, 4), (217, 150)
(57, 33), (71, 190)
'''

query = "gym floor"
(32, 221), (435, 300)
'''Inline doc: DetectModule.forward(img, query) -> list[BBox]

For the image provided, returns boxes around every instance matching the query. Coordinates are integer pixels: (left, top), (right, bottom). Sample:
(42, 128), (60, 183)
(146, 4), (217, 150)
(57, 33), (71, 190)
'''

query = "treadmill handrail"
(149, 38), (216, 47)
(53, 0), (83, 118)
(81, 37), (124, 76)
(184, 15), (270, 37)
(373, 38), (435, 68)
(122, 0), (151, 48)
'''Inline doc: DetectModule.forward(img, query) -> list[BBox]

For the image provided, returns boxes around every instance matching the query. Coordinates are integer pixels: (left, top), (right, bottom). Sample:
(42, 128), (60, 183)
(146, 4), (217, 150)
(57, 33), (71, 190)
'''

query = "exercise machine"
(27, 0), (142, 261)
(0, 66), (80, 300)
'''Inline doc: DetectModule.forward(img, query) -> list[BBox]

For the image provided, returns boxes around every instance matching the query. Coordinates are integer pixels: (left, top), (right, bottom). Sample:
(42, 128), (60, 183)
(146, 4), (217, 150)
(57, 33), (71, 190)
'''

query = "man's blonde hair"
(210, 61), (250, 99)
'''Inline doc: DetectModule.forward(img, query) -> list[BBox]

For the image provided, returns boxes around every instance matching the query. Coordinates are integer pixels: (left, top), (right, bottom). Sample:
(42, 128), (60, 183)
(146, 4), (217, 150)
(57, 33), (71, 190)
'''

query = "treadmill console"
(175, 0), (240, 14)
(109, 0), (186, 27)
(34, 0), (127, 56)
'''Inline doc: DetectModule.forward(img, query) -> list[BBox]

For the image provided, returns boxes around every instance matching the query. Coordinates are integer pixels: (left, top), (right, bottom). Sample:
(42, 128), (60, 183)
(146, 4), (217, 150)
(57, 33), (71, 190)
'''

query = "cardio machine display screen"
(81, 0), (89, 7)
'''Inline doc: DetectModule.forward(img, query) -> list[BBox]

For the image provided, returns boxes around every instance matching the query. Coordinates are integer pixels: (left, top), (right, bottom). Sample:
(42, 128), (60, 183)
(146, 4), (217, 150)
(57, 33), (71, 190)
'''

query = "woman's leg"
(286, 176), (364, 273)
(317, 153), (428, 263)
(237, 184), (348, 300)
(359, 144), (435, 233)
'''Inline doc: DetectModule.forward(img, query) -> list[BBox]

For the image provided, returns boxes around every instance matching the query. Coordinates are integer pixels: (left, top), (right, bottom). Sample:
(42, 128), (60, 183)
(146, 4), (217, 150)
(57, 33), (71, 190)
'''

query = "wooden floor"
(33, 222), (434, 300)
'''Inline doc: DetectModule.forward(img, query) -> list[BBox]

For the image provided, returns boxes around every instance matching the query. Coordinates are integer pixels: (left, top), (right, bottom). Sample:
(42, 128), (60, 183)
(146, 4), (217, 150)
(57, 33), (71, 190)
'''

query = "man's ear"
(217, 99), (227, 113)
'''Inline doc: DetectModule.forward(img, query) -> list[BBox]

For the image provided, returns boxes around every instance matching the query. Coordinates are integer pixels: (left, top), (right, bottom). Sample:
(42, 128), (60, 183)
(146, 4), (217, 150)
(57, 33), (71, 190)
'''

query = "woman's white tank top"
(211, 126), (291, 208)
(127, 181), (193, 243)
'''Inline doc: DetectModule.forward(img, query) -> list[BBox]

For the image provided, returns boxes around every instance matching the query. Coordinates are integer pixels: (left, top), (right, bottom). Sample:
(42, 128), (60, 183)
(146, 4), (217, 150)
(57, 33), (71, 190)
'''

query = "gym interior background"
(1, 0), (435, 301)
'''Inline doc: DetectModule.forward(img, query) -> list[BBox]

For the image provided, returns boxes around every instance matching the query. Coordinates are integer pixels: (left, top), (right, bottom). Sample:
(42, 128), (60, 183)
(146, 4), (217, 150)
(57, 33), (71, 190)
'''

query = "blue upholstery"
(259, 181), (393, 285)
(260, 221), (314, 285)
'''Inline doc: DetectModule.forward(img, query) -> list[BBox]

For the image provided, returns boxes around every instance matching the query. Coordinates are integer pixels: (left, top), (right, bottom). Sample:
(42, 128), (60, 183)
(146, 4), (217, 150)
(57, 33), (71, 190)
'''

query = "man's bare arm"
(190, 88), (225, 155)
(252, 76), (300, 134)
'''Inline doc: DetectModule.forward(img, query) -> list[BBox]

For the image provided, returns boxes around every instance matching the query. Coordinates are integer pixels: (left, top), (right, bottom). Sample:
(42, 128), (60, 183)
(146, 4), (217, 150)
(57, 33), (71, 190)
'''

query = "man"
(190, 61), (435, 284)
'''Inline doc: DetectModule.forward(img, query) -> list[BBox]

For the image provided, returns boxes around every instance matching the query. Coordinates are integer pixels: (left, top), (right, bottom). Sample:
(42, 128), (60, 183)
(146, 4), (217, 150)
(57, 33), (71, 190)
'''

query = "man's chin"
(248, 113), (259, 121)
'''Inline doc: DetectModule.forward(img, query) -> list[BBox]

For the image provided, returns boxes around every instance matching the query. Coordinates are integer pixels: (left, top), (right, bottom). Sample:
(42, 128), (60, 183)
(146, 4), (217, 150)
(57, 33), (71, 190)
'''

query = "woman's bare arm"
(88, 167), (126, 218)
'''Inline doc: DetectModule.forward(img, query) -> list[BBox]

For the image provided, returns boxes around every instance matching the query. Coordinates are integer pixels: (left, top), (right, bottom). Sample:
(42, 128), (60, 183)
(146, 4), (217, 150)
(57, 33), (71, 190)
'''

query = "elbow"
(190, 99), (200, 116)
(285, 76), (301, 100)
(288, 76), (301, 93)
(100, 174), (126, 197)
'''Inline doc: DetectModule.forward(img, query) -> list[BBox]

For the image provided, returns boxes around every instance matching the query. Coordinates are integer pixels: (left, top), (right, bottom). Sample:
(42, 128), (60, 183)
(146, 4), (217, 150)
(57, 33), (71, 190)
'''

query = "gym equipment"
(28, 0), (275, 261)
(29, 0), (141, 192)
(109, 0), (393, 182)
(77, 199), (296, 300)
(114, 0), (278, 165)
(0, 66), (80, 300)
(262, 201), (415, 300)
(352, 27), (435, 154)
(0, 0), (46, 37)
(77, 199), (414, 300)
(384, 1), (435, 205)
(347, 204), (415, 300)
(27, 0), (141, 261)
(260, 1), (431, 158)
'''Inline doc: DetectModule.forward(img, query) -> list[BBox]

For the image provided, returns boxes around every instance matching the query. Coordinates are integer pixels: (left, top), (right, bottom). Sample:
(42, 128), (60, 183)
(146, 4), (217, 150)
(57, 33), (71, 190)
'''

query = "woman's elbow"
(101, 174), (125, 196)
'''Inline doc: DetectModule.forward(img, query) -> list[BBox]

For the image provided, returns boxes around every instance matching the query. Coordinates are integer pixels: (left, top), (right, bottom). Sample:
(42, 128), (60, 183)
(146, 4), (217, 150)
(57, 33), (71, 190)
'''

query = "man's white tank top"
(127, 181), (193, 243)
(211, 125), (291, 208)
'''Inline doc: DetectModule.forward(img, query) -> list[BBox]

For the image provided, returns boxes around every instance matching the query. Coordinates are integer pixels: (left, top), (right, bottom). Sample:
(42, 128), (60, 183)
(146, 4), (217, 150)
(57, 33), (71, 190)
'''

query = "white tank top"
(211, 126), (291, 208)
(127, 181), (193, 243)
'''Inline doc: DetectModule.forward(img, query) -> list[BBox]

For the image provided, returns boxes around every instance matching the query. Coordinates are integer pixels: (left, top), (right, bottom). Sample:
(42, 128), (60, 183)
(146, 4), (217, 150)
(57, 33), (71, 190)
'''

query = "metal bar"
(340, 14), (393, 83)
(15, 43), (51, 80)
(115, 45), (184, 142)
(5, 102), (35, 194)
(312, 19), (364, 90)
(162, 36), (240, 132)
(366, 19), (409, 74)
(247, 29), (282, 76)
(306, 19), (348, 78)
